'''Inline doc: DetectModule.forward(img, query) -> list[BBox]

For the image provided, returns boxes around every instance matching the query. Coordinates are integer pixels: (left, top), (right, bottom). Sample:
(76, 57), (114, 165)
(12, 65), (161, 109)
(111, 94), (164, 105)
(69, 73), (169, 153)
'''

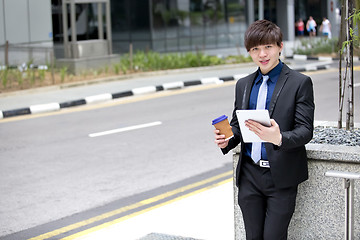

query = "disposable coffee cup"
(212, 115), (234, 140)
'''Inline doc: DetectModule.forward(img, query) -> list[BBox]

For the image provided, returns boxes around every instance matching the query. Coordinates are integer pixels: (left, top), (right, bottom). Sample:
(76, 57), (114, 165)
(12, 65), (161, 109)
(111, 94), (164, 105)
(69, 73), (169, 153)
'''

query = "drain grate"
(138, 232), (202, 240)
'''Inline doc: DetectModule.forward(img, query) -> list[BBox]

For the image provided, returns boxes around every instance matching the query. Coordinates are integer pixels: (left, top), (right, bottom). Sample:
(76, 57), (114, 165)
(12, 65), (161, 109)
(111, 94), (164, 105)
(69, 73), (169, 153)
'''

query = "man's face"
(248, 43), (283, 74)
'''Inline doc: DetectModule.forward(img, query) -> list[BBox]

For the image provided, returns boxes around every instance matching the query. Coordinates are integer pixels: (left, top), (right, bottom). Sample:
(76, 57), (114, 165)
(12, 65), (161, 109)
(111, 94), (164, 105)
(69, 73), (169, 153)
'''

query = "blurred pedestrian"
(295, 18), (305, 37)
(306, 16), (317, 37)
(320, 17), (332, 39)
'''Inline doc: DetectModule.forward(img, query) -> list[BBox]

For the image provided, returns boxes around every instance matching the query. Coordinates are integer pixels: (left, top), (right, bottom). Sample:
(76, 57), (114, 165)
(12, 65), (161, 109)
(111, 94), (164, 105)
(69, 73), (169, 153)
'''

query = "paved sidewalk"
(74, 180), (234, 240)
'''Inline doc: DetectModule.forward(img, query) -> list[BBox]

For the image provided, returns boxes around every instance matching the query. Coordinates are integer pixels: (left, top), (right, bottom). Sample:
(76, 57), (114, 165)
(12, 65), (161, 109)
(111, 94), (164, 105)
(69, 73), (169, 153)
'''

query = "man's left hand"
(245, 119), (282, 145)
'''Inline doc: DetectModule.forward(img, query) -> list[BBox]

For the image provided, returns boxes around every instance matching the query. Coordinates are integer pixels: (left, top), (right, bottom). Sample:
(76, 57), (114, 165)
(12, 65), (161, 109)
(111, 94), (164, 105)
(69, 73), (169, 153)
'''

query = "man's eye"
(266, 45), (272, 49)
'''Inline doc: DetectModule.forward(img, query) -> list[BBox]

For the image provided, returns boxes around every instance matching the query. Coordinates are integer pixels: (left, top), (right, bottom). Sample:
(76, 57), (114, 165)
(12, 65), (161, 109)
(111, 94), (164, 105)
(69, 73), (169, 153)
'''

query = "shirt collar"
(256, 60), (283, 84)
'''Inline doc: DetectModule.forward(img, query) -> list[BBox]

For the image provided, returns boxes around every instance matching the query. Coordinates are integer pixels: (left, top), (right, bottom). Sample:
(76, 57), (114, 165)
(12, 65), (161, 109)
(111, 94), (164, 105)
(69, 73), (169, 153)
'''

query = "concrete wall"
(232, 143), (360, 239)
(0, 0), (52, 45)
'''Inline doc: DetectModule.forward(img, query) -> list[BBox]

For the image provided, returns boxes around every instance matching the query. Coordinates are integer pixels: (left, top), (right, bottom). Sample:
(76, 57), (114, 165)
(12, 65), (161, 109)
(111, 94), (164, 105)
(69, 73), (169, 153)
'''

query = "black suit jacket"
(222, 64), (315, 189)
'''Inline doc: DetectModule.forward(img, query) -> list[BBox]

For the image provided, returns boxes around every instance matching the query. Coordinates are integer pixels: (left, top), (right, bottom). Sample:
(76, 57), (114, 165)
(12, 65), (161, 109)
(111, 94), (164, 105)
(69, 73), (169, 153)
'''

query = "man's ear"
(279, 42), (284, 56)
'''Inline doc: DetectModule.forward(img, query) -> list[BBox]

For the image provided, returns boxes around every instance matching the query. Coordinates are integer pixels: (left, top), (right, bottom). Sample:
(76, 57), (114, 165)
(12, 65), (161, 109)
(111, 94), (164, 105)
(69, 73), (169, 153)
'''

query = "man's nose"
(259, 48), (267, 57)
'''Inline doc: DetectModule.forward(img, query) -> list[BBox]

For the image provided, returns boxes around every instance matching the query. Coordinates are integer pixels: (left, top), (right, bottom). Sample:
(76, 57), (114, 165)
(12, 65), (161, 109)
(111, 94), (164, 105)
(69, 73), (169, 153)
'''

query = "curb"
(0, 62), (331, 119)
(0, 76), (238, 119)
(286, 54), (360, 62)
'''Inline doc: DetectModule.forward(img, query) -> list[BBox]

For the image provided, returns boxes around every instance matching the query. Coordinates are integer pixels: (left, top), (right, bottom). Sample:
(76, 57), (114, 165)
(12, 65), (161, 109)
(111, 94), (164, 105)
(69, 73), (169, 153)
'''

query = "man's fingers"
(270, 119), (278, 127)
(245, 120), (263, 134)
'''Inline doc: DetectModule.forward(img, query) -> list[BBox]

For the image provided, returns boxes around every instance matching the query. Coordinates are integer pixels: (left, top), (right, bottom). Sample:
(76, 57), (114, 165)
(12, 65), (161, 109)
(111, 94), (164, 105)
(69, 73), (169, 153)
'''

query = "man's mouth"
(260, 60), (270, 65)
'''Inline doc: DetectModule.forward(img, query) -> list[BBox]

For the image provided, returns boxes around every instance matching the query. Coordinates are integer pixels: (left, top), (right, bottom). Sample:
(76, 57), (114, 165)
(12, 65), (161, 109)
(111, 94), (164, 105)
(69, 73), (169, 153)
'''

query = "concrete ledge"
(306, 143), (360, 162)
(232, 142), (360, 239)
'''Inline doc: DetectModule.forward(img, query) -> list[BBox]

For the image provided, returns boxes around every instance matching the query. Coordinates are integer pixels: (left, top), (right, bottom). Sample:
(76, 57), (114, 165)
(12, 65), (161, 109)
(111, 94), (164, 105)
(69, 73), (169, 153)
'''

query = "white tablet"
(235, 110), (271, 143)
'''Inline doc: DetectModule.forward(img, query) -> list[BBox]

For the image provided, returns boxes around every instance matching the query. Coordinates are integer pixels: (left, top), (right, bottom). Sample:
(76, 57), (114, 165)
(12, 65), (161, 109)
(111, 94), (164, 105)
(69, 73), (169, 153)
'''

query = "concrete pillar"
(70, 0), (77, 43)
(247, 0), (254, 24)
(62, 0), (69, 58)
(259, 0), (264, 20)
(105, 0), (112, 54)
(276, 0), (295, 41)
(327, 0), (340, 39)
(97, 3), (104, 40)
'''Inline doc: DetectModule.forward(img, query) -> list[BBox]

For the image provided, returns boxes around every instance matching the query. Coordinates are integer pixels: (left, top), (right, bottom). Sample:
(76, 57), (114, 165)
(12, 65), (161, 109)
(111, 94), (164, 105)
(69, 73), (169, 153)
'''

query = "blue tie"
(251, 75), (269, 163)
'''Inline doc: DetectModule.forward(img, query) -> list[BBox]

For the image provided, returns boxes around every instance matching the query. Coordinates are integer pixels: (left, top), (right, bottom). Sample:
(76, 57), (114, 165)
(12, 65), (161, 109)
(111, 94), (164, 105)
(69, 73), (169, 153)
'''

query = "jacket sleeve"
(220, 80), (243, 154)
(280, 75), (315, 150)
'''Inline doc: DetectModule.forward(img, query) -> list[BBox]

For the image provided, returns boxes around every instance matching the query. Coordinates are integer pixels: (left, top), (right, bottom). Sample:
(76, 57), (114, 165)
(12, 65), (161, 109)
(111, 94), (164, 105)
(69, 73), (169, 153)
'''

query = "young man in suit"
(214, 20), (315, 239)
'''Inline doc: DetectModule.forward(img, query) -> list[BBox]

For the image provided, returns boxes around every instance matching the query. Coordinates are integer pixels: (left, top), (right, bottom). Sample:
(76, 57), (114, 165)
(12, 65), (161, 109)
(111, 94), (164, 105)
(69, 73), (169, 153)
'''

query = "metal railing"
(325, 170), (360, 240)
(0, 41), (55, 67)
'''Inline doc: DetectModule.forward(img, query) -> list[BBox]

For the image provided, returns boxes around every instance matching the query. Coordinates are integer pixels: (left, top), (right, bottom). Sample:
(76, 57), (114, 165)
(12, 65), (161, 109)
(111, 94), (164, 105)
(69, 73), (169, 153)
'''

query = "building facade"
(0, 0), (340, 64)
(54, 0), (341, 55)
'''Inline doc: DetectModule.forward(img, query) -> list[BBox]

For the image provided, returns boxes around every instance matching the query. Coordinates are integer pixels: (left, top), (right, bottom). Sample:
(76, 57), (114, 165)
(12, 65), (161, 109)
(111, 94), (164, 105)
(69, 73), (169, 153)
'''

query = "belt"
(244, 156), (270, 168)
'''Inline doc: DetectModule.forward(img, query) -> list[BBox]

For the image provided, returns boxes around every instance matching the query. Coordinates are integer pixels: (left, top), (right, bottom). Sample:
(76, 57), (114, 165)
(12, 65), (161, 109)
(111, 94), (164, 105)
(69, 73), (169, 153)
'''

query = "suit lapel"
(268, 64), (290, 116)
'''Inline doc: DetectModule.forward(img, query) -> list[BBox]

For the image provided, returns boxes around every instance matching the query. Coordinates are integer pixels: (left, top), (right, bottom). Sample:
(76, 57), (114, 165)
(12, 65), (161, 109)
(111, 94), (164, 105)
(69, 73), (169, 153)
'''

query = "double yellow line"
(29, 171), (233, 240)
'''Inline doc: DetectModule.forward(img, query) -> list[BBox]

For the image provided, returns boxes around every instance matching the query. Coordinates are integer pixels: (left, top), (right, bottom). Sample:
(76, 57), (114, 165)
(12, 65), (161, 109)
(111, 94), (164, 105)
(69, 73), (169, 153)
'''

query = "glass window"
(51, 1), (105, 42)
(179, 37), (191, 51)
(111, 0), (151, 42)
(151, 0), (192, 50)
(217, 33), (229, 48)
(153, 40), (165, 52)
(205, 34), (217, 48)
(228, 32), (242, 47)
(226, 0), (246, 33)
(129, 0), (151, 40)
(190, 0), (204, 36)
(204, 0), (227, 36)
(111, 0), (130, 40)
(191, 36), (204, 50)
(166, 38), (178, 51)
(177, 1), (191, 37)
(149, 0), (248, 51)
(152, 0), (166, 39)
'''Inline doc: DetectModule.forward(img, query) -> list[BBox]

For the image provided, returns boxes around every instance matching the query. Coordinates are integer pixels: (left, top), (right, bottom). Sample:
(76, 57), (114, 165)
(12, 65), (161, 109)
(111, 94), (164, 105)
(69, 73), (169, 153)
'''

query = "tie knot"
(262, 75), (269, 83)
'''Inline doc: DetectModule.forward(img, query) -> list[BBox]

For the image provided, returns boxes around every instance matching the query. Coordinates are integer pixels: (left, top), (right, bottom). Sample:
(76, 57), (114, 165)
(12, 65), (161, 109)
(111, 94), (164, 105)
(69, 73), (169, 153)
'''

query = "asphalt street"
(0, 59), (359, 240)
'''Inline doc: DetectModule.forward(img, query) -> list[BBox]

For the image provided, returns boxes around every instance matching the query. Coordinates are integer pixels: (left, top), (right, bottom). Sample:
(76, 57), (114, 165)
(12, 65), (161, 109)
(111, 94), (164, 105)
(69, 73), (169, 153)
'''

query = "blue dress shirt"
(244, 61), (283, 160)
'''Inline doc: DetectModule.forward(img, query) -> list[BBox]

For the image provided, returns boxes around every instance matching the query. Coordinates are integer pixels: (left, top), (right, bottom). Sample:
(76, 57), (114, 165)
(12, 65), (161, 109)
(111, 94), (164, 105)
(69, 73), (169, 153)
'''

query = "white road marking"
(89, 121), (162, 138)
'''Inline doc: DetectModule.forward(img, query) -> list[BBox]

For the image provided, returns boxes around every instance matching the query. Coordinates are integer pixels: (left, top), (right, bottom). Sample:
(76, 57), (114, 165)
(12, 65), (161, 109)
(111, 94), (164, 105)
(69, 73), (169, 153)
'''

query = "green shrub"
(1, 69), (8, 88)
(116, 50), (249, 73)
(293, 38), (339, 55)
(112, 63), (120, 75)
(60, 67), (67, 83)
(38, 69), (46, 82)
(15, 70), (23, 86)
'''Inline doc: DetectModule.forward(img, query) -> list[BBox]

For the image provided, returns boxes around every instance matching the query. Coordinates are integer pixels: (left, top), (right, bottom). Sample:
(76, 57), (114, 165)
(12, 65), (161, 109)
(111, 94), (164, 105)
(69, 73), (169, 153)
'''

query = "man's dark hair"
(244, 20), (283, 52)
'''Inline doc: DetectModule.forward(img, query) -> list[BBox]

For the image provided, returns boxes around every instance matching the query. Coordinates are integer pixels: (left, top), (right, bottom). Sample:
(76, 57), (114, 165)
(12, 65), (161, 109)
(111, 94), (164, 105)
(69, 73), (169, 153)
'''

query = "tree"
(338, 0), (360, 130)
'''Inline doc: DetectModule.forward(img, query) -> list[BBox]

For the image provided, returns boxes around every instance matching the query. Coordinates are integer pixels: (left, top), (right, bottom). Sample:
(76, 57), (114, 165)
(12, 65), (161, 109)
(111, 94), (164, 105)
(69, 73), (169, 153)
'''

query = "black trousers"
(238, 156), (298, 240)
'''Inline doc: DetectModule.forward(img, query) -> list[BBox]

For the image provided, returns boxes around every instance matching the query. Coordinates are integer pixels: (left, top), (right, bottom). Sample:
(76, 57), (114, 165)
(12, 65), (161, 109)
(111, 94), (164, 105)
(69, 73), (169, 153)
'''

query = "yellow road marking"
(28, 171), (233, 240)
(61, 178), (233, 240)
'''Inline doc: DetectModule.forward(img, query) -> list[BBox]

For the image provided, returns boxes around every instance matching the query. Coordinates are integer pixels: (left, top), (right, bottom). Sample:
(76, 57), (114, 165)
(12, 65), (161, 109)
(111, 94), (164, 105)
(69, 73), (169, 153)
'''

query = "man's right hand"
(214, 129), (229, 148)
